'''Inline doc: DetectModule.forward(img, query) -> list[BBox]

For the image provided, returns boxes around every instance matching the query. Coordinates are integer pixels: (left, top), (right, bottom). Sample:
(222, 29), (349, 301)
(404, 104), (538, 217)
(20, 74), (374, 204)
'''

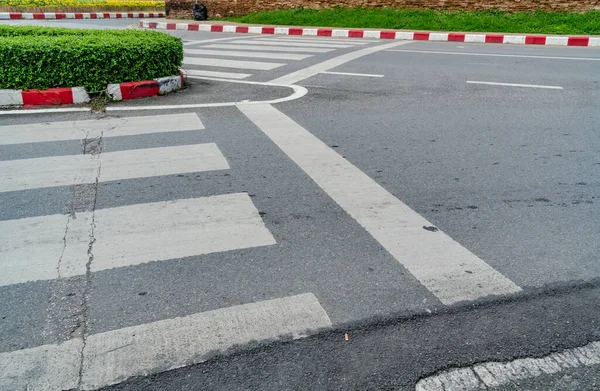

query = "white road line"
(234, 39), (353, 49)
(183, 57), (284, 70)
(322, 71), (384, 78)
(386, 48), (600, 61)
(0, 193), (275, 286)
(255, 37), (370, 45)
(183, 36), (247, 46)
(91, 193), (276, 272)
(185, 48), (312, 60)
(1, 294), (331, 391)
(184, 69), (252, 79)
(205, 43), (334, 53)
(0, 338), (84, 391)
(270, 41), (412, 85)
(467, 81), (564, 89)
(416, 341), (600, 391)
(0, 143), (229, 193)
(0, 113), (203, 146)
(239, 104), (521, 305)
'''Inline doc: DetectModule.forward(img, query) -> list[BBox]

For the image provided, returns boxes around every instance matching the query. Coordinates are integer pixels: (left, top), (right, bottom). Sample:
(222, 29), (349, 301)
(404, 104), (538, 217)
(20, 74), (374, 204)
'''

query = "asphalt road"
(1, 18), (600, 390)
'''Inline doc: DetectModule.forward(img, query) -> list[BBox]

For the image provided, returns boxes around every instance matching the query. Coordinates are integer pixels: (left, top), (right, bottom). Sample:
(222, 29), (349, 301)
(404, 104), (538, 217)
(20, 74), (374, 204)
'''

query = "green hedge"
(0, 26), (183, 91)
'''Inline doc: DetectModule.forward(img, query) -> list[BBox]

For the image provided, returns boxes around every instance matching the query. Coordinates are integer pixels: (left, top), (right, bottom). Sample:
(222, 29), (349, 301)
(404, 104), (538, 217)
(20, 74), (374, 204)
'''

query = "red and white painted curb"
(0, 73), (183, 107)
(0, 11), (163, 20)
(140, 20), (600, 47)
(0, 87), (89, 106)
(107, 73), (185, 101)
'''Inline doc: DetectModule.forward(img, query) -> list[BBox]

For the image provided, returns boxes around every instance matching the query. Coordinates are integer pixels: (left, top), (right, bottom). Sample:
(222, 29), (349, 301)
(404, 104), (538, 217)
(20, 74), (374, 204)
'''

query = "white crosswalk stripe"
(183, 35), (372, 81)
(0, 294), (332, 391)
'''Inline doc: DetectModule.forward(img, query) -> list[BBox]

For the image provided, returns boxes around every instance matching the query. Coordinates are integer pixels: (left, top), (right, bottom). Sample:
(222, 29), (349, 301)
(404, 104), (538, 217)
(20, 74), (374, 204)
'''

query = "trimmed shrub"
(0, 26), (183, 91)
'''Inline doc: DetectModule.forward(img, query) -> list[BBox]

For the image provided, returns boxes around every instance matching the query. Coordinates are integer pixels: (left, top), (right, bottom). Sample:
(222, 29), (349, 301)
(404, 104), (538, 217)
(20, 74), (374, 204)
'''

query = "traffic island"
(0, 25), (184, 107)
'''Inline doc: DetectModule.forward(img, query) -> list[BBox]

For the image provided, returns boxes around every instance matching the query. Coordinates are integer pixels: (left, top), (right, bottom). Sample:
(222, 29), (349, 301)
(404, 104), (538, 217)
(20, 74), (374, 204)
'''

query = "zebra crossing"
(0, 112), (332, 390)
(182, 35), (373, 81)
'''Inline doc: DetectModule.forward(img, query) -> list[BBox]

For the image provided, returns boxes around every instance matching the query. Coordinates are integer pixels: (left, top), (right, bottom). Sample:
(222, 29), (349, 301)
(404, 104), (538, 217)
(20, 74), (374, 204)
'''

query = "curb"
(140, 20), (600, 47)
(0, 87), (89, 106)
(107, 73), (185, 101)
(0, 73), (183, 107)
(0, 11), (164, 20)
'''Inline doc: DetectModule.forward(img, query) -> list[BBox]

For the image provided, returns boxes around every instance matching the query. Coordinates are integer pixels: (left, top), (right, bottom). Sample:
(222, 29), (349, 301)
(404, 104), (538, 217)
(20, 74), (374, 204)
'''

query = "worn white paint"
(236, 39), (352, 49)
(258, 37), (370, 45)
(80, 293), (331, 389)
(91, 193), (275, 272)
(0, 294), (331, 391)
(0, 143), (228, 192)
(183, 57), (284, 70)
(416, 341), (600, 391)
(467, 81), (564, 89)
(184, 69), (252, 79)
(239, 103), (521, 305)
(0, 89), (23, 106)
(185, 48), (312, 60)
(205, 43), (334, 53)
(322, 71), (384, 78)
(0, 113), (204, 146)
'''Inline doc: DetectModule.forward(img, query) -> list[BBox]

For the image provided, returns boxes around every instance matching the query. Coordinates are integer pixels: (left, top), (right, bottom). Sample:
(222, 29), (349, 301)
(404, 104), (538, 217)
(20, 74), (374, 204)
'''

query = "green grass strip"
(225, 8), (600, 35)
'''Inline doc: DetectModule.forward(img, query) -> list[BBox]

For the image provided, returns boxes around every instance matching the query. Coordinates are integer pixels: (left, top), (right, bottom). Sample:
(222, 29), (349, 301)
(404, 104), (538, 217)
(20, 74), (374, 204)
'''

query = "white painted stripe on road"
(185, 48), (312, 60)
(467, 81), (564, 89)
(0, 113), (204, 146)
(183, 36), (247, 46)
(91, 193), (275, 272)
(183, 57), (284, 70)
(0, 338), (83, 391)
(205, 43), (334, 53)
(239, 104), (521, 305)
(80, 293), (331, 389)
(0, 143), (229, 192)
(185, 69), (252, 79)
(416, 341), (600, 391)
(0, 193), (274, 286)
(270, 41), (412, 85)
(255, 37), (369, 45)
(386, 49), (600, 61)
(0, 294), (331, 391)
(0, 213), (91, 286)
(235, 39), (353, 49)
(322, 71), (384, 78)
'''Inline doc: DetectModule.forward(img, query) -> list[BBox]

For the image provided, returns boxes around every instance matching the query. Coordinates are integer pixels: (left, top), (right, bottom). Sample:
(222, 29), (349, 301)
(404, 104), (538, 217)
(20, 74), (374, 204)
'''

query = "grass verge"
(0, 25), (182, 91)
(225, 8), (600, 35)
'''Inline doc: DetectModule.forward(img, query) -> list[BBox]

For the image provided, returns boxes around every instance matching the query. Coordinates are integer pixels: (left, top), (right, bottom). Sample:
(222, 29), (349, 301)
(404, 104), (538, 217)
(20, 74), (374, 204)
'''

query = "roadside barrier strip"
(140, 20), (600, 47)
(0, 73), (183, 107)
(0, 12), (164, 19)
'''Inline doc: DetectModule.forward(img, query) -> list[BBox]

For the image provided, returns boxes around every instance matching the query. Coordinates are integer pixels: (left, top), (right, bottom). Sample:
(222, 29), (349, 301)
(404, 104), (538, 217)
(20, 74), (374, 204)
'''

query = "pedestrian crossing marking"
(0, 143), (229, 192)
(0, 294), (331, 391)
(185, 69), (252, 80)
(235, 39), (354, 49)
(204, 43), (334, 53)
(183, 57), (285, 70)
(0, 113), (203, 146)
(185, 48), (313, 61)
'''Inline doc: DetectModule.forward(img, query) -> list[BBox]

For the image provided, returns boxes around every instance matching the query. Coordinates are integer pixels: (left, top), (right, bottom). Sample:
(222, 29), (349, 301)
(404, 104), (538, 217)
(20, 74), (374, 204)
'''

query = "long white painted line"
(183, 36), (248, 46)
(0, 107), (90, 116)
(416, 341), (600, 391)
(270, 40), (413, 85)
(0, 213), (92, 286)
(0, 143), (229, 192)
(0, 193), (274, 286)
(81, 293), (331, 389)
(185, 48), (312, 60)
(239, 104), (521, 305)
(256, 37), (369, 45)
(0, 338), (84, 391)
(0, 294), (331, 391)
(467, 81), (564, 89)
(184, 69), (252, 79)
(234, 39), (353, 49)
(183, 57), (284, 70)
(322, 71), (385, 78)
(91, 193), (275, 272)
(0, 113), (204, 146)
(206, 43), (334, 53)
(386, 48), (600, 61)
